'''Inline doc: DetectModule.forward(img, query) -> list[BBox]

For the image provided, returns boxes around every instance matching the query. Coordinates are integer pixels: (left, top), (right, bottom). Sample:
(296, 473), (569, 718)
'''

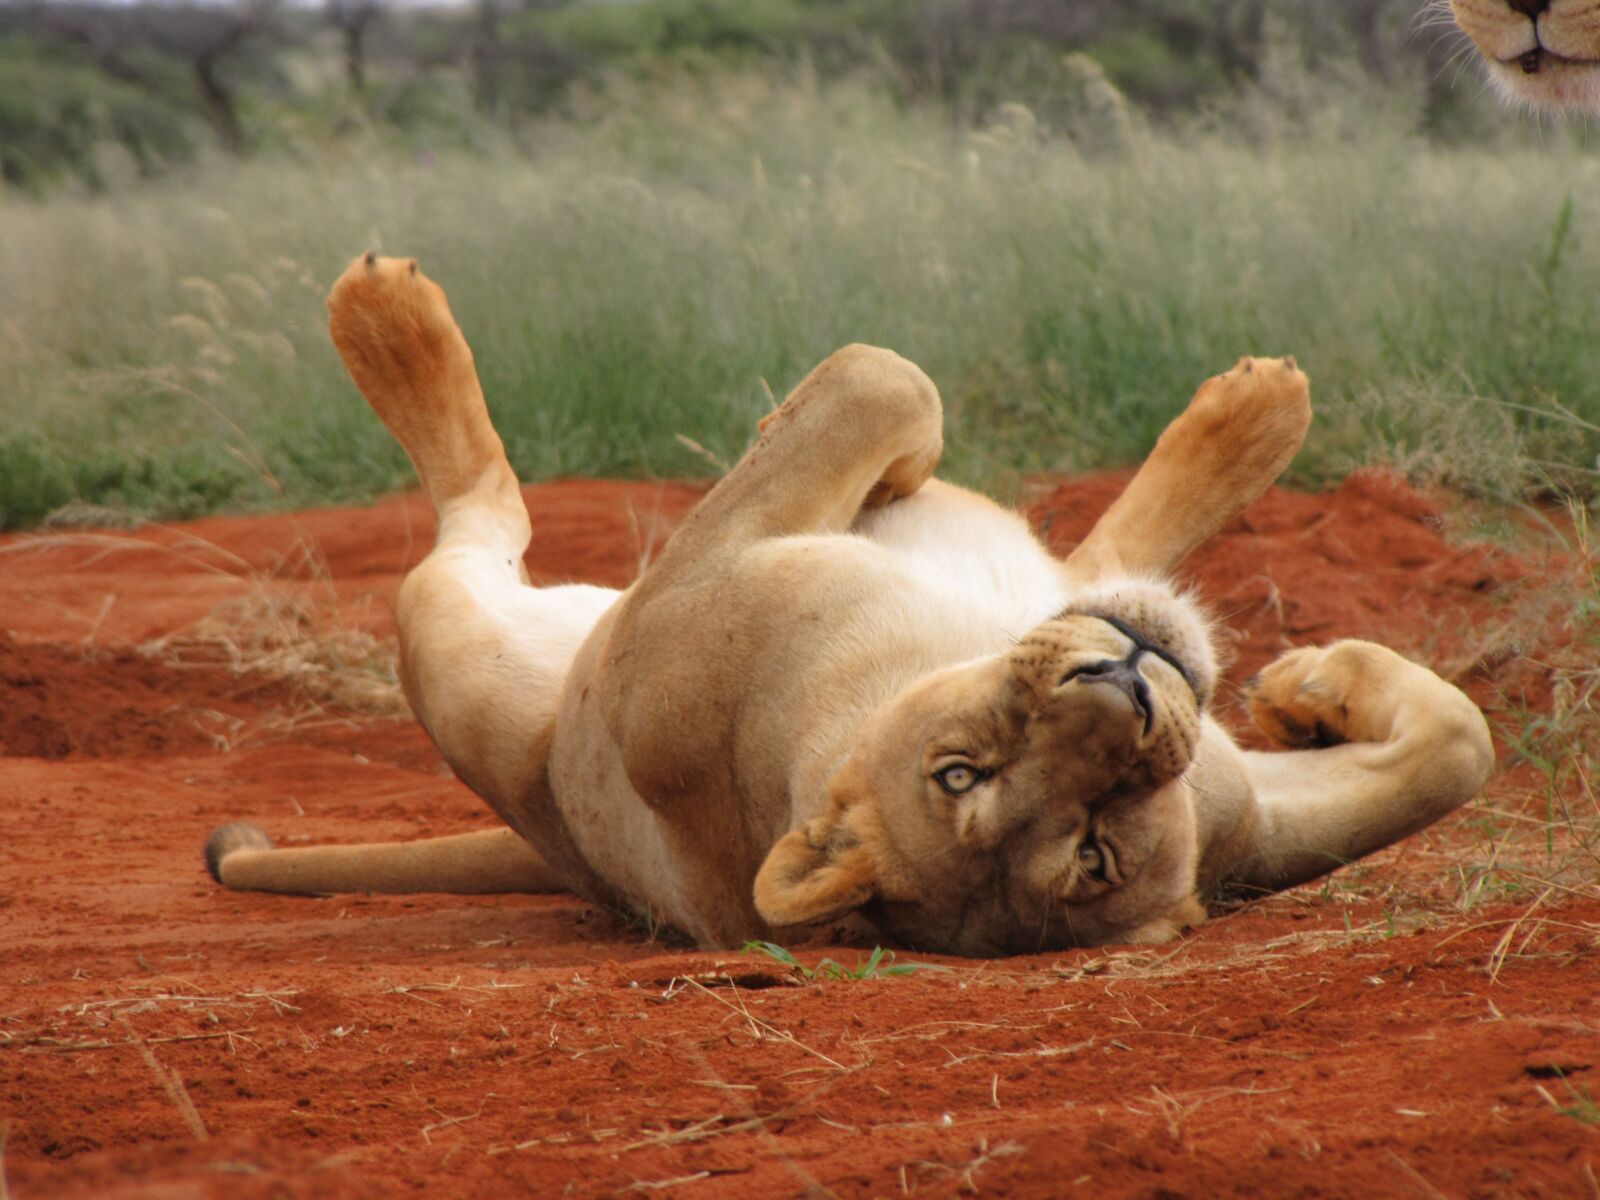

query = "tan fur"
(1451, 0), (1600, 112)
(203, 255), (1494, 954)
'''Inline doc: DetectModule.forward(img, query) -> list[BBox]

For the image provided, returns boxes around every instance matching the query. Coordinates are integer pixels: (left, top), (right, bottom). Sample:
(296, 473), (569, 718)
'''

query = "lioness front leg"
(653, 344), (943, 567)
(1216, 641), (1494, 894)
(593, 344), (943, 824)
(1065, 356), (1311, 585)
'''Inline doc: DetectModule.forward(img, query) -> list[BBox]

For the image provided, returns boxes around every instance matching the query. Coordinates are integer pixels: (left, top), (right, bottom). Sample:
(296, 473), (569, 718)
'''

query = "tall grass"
(2, 71), (1597, 527)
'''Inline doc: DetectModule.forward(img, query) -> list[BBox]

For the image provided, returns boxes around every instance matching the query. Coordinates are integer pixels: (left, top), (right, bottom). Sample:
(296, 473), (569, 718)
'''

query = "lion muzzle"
(1061, 654), (1157, 736)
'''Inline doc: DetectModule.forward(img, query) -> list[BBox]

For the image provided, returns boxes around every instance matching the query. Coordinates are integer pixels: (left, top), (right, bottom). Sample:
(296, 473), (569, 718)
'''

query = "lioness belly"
(852, 480), (1071, 631)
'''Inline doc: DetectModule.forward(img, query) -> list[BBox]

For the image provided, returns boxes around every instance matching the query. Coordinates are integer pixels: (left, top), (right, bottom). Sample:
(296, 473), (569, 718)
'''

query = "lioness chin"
(204, 254), (1494, 956)
(1451, 0), (1600, 111)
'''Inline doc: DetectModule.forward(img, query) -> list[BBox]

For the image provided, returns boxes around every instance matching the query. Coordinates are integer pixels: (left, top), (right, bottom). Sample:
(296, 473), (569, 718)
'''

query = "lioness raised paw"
(326, 252), (473, 424)
(1063, 355), (1311, 586)
(751, 343), (943, 511)
(327, 253), (515, 512)
(1181, 355), (1311, 468)
(1245, 640), (1412, 749)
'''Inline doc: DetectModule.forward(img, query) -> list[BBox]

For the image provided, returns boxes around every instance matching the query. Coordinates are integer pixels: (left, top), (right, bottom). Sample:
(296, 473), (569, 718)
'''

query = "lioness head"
(754, 580), (1217, 954)
(1451, 0), (1600, 111)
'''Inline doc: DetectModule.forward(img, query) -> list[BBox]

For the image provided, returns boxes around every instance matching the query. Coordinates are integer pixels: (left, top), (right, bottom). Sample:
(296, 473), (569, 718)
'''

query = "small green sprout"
(743, 940), (950, 981)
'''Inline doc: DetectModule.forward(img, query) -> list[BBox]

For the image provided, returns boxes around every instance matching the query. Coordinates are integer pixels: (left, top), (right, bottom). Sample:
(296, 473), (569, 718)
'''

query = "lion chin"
(1451, 0), (1600, 112)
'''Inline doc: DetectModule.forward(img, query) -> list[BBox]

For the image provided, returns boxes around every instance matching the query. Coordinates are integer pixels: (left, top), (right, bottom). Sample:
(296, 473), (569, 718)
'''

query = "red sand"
(2, 473), (1596, 1199)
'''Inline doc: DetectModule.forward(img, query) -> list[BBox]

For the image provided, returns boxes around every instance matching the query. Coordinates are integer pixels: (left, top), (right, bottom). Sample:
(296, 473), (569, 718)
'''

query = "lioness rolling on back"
(205, 255), (1493, 954)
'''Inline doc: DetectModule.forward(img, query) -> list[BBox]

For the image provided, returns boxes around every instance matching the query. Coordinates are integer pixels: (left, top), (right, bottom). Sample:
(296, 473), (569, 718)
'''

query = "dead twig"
(16, 1028), (257, 1053)
(421, 1109), (481, 1144)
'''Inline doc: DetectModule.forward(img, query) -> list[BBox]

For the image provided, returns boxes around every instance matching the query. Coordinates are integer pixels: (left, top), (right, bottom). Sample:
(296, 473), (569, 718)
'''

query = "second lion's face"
(1452, 0), (1600, 112)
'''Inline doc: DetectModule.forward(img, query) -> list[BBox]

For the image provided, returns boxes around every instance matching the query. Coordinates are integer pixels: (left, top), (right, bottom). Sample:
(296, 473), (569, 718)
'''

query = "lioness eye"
(934, 764), (982, 795)
(1078, 841), (1105, 876)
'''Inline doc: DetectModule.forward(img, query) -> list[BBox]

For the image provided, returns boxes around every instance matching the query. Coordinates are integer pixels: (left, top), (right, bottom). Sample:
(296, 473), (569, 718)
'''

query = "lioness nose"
(1508, 0), (1548, 16)
(1063, 657), (1153, 735)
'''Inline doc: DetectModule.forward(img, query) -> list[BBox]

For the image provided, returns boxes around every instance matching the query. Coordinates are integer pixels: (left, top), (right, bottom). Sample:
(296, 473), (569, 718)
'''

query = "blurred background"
(0, 0), (1596, 527)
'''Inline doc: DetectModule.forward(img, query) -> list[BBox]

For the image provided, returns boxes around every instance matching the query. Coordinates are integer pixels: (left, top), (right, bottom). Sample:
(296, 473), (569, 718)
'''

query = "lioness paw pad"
(1207, 355), (1309, 408)
(1245, 645), (1357, 749)
(327, 253), (450, 335)
(1246, 642), (1406, 749)
(325, 252), (471, 408)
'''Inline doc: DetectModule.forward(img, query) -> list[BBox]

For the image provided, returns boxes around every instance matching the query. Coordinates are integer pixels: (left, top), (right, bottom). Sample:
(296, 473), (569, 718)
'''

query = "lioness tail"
(203, 823), (561, 895)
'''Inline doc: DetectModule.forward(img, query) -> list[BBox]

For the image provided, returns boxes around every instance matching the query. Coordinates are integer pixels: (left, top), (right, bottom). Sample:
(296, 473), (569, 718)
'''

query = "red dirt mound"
(1, 474), (1594, 1200)
(0, 631), (301, 759)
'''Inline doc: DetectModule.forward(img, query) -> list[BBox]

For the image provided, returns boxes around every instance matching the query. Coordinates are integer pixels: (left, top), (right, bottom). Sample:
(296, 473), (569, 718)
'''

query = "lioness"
(1451, 0), (1600, 111)
(205, 254), (1493, 955)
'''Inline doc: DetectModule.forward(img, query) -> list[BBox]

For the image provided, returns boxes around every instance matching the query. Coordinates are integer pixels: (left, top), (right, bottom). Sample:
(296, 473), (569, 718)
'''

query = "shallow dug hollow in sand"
(1, 471), (1594, 1199)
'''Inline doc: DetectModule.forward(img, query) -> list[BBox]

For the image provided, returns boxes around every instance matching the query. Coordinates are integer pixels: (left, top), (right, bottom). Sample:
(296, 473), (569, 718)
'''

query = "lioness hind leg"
(1064, 356), (1310, 585)
(203, 256), (620, 899)
(1216, 641), (1494, 895)
(326, 253), (621, 809)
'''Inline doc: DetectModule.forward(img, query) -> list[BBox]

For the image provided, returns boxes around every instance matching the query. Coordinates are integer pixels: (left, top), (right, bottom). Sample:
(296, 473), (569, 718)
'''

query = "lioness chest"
(545, 509), (1073, 946)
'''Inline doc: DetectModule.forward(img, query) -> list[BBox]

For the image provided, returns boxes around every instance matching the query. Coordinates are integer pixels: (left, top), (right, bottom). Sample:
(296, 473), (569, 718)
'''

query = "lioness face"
(1451, 0), (1600, 111)
(755, 582), (1219, 954)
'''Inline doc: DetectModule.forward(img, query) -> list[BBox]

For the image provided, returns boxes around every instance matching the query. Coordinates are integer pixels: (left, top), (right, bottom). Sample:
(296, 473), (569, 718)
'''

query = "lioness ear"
(754, 816), (877, 928)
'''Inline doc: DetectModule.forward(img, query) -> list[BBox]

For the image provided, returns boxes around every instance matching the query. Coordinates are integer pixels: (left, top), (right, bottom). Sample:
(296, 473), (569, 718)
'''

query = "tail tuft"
(204, 822), (275, 885)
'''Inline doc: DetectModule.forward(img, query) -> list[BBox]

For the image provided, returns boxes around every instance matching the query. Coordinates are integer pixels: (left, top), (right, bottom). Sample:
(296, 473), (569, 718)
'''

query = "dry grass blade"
(619, 1171), (712, 1194)
(619, 1113), (741, 1153)
(1487, 886), (1555, 984)
(0, 529), (254, 579)
(901, 1139), (1026, 1194)
(143, 579), (405, 717)
(239, 989), (302, 1015)
(5, 524), (405, 718)
(1383, 1148), (1452, 1200)
(683, 977), (848, 1070)
(420, 1110), (481, 1144)
(122, 1021), (209, 1141)
(381, 977), (528, 1001)
(942, 1038), (1096, 1068)
(863, 1020), (1039, 1046)
(0, 1121), (10, 1200)
(673, 434), (729, 474)
(655, 1036), (841, 1199)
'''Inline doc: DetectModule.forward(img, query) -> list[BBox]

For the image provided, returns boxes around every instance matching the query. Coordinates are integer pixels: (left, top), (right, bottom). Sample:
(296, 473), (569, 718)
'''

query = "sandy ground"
(2, 473), (1596, 1199)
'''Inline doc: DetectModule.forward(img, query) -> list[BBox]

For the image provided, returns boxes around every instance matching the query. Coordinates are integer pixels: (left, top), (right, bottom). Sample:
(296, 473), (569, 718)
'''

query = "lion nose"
(1061, 656), (1153, 735)
(1508, 0), (1548, 16)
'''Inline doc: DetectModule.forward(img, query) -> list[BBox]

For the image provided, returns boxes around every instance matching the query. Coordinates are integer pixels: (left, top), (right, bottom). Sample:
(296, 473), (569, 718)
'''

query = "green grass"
(1548, 1079), (1600, 1126)
(2, 70), (1598, 528)
(743, 940), (949, 981)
